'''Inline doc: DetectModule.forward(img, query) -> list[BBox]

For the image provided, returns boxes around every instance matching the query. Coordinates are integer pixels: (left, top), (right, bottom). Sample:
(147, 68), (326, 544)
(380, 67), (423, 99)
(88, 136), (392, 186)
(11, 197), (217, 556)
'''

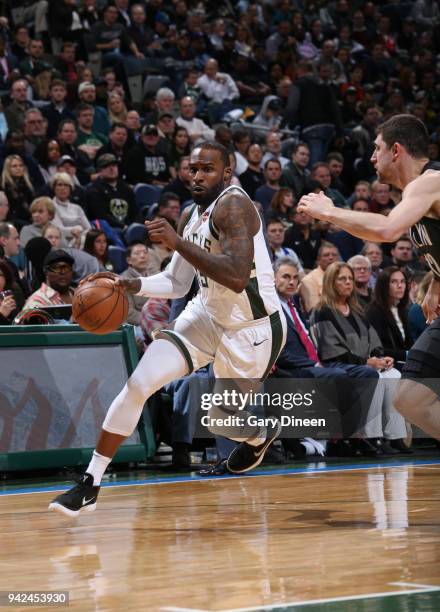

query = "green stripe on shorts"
(261, 311), (284, 380)
(157, 330), (194, 375)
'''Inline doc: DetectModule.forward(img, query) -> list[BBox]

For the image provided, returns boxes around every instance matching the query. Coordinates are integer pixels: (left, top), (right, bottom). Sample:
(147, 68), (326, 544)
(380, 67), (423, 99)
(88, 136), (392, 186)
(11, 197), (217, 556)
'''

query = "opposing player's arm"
(175, 193), (258, 293)
(298, 174), (438, 242)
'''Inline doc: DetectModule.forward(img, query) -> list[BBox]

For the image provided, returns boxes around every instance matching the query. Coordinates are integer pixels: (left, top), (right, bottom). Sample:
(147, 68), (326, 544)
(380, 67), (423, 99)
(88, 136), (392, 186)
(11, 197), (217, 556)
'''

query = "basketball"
(72, 277), (128, 334)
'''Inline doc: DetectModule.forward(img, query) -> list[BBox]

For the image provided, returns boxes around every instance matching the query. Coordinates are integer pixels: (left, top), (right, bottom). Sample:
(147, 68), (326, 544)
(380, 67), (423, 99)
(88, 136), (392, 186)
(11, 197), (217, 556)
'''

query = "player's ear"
(223, 165), (232, 182)
(392, 142), (401, 160)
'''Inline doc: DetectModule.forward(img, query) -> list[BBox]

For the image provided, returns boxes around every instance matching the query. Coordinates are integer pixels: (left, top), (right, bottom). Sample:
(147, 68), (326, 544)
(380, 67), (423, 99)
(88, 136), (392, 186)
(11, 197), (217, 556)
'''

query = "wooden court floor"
(0, 461), (439, 612)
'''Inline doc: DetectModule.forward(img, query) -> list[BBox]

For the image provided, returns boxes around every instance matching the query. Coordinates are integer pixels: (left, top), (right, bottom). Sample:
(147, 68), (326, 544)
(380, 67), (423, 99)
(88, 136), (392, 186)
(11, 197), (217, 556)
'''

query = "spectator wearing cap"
(4, 79), (33, 133)
(42, 80), (76, 139)
(125, 124), (171, 186)
(22, 249), (75, 311)
(75, 103), (109, 158)
(176, 96), (215, 144)
(149, 11), (172, 57)
(157, 112), (176, 156)
(78, 81), (111, 137)
(85, 154), (136, 229)
(96, 122), (130, 181)
(196, 58), (239, 123)
(37, 155), (86, 208)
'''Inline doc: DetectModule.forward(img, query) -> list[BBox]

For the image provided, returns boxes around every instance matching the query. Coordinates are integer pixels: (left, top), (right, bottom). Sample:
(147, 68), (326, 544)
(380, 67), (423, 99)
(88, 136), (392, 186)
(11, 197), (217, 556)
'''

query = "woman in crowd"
(310, 262), (408, 456)
(0, 259), (19, 324)
(83, 229), (114, 271)
(107, 92), (128, 125)
(365, 267), (412, 371)
(267, 188), (295, 228)
(408, 271), (433, 343)
(169, 126), (191, 176)
(20, 197), (56, 247)
(51, 172), (91, 248)
(33, 139), (62, 183)
(1, 154), (34, 227)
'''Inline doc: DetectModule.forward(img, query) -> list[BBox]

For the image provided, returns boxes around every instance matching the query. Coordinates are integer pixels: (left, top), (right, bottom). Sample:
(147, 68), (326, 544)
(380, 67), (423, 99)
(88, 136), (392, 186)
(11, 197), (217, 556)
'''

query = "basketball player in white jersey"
(297, 114), (440, 442)
(49, 141), (287, 516)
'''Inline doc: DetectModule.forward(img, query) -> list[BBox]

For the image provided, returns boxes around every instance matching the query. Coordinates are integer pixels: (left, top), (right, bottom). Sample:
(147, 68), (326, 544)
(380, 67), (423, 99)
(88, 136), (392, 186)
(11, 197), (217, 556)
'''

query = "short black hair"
(159, 192), (180, 207)
(196, 140), (230, 167)
(110, 122), (128, 132)
(264, 158), (281, 170)
(377, 114), (429, 158)
(126, 241), (147, 257)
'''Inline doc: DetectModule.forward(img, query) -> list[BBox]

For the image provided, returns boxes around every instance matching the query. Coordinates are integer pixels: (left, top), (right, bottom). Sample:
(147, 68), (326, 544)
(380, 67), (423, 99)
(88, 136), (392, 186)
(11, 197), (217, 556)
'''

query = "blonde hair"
(318, 261), (363, 314)
(416, 271), (434, 305)
(50, 172), (74, 191)
(42, 222), (62, 240)
(108, 92), (127, 124)
(30, 197), (55, 217)
(1, 155), (33, 192)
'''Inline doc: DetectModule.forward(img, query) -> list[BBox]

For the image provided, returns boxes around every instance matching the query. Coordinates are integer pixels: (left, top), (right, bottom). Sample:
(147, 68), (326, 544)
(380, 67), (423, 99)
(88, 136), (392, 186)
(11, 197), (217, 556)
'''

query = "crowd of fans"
(0, 0), (439, 466)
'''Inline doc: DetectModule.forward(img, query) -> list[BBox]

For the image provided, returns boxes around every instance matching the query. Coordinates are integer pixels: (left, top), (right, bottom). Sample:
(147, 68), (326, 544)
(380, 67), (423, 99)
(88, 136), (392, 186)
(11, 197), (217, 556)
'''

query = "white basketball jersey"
(183, 185), (281, 327)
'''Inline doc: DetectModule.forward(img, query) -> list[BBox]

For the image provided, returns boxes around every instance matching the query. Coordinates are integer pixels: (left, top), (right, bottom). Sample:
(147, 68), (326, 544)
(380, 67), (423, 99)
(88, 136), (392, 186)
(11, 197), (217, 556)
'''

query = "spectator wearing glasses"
(21, 249), (75, 310)
(347, 254), (373, 309)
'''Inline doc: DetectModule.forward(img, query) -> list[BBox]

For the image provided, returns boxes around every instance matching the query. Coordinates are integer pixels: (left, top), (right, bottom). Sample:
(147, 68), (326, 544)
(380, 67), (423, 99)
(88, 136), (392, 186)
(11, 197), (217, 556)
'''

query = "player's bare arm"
(423, 276), (440, 323)
(298, 173), (439, 242)
(147, 193), (258, 293)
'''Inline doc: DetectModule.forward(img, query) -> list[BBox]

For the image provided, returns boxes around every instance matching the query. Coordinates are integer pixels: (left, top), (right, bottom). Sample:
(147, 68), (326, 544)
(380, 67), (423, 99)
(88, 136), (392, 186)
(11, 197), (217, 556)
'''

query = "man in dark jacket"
(42, 80), (76, 139)
(125, 124), (171, 186)
(85, 154), (136, 229)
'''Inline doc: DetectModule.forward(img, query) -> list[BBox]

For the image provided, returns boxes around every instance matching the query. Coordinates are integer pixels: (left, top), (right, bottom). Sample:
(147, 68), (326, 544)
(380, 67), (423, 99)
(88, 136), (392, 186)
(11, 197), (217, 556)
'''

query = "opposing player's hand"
(145, 218), (180, 250)
(297, 191), (335, 221)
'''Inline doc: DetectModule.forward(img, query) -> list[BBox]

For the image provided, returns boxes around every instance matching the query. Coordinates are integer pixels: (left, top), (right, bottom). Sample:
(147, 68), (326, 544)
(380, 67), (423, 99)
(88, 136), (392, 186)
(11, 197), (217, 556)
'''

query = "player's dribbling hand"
(145, 218), (180, 250)
(79, 272), (119, 285)
(297, 191), (335, 220)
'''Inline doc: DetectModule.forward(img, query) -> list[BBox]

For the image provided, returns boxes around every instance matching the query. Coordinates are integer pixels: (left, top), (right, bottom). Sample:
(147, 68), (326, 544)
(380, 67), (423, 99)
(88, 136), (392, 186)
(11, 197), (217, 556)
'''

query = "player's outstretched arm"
(298, 176), (438, 242)
(422, 277), (440, 324)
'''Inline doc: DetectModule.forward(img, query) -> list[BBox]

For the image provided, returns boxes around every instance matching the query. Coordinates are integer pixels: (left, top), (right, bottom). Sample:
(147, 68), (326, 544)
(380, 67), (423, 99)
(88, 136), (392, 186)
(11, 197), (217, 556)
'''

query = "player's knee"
(125, 377), (150, 405)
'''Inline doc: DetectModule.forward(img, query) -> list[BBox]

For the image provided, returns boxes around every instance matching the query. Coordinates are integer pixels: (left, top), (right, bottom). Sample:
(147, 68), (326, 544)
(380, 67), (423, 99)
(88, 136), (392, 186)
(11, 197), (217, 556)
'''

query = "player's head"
(371, 114), (429, 184)
(189, 141), (231, 208)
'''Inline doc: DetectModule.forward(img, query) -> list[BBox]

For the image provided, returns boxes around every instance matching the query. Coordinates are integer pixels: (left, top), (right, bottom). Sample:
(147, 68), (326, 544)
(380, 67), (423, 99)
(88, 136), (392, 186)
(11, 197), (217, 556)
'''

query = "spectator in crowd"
(311, 162), (347, 208)
(85, 154), (136, 229)
(162, 157), (192, 204)
(125, 109), (142, 144)
(327, 151), (348, 196)
(347, 254), (373, 308)
(57, 119), (94, 184)
(280, 142), (312, 200)
(22, 248), (76, 311)
(261, 131), (289, 168)
(266, 218), (304, 274)
(20, 197), (55, 247)
(22, 108), (47, 156)
(365, 267), (411, 372)
(4, 79), (33, 133)
(128, 3), (154, 57)
(285, 60), (343, 166)
(75, 103), (108, 156)
(96, 122), (130, 181)
(33, 139), (61, 183)
(51, 173), (91, 248)
(83, 229), (114, 272)
(390, 235), (423, 275)
(125, 124), (171, 186)
(299, 242), (340, 312)
(0, 191), (8, 222)
(347, 180), (371, 207)
(196, 58), (240, 122)
(0, 259), (19, 324)
(310, 261), (407, 456)
(176, 96), (215, 144)
(168, 126), (191, 175)
(155, 193), (181, 230)
(370, 181), (394, 215)
(232, 128), (251, 176)
(19, 38), (47, 84)
(267, 188), (295, 228)
(239, 144), (264, 200)
(120, 242), (150, 330)
(53, 42), (80, 84)
(255, 159), (282, 214)
(107, 92), (128, 126)
(43, 223), (100, 283)
(1, 154), (34, 227)
(284, 207), (322, 271)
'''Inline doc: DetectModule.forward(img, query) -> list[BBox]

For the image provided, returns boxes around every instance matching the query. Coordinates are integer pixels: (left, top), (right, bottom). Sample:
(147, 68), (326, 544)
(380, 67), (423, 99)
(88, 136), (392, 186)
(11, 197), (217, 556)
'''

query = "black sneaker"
(226, 421), (282, 474)
(48, 473), (100, 517)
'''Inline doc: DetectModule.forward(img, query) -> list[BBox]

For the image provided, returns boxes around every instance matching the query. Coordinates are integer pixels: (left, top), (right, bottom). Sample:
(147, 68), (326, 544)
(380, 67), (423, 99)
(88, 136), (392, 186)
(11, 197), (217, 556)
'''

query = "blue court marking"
(0, 459), (439, 497)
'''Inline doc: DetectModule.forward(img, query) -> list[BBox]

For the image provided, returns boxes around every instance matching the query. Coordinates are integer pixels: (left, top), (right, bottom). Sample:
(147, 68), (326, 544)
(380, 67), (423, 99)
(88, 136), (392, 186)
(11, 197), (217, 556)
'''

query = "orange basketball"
(72, 277), (128, 334)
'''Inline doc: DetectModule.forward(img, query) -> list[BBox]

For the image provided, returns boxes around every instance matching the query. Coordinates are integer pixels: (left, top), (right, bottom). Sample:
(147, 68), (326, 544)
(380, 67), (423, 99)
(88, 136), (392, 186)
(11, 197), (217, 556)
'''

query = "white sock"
(86, 451), (111, 486)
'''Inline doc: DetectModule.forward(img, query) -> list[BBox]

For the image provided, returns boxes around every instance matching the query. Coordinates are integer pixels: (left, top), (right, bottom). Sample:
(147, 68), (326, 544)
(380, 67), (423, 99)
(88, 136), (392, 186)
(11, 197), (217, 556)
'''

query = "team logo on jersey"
(202, 211), (210, 222)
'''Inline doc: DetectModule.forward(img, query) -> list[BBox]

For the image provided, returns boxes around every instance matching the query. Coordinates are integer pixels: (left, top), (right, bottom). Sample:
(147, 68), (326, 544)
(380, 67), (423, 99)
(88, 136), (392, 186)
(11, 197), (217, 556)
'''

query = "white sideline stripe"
(162, 583), (440, 612)
(4, 461), (440, 497)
